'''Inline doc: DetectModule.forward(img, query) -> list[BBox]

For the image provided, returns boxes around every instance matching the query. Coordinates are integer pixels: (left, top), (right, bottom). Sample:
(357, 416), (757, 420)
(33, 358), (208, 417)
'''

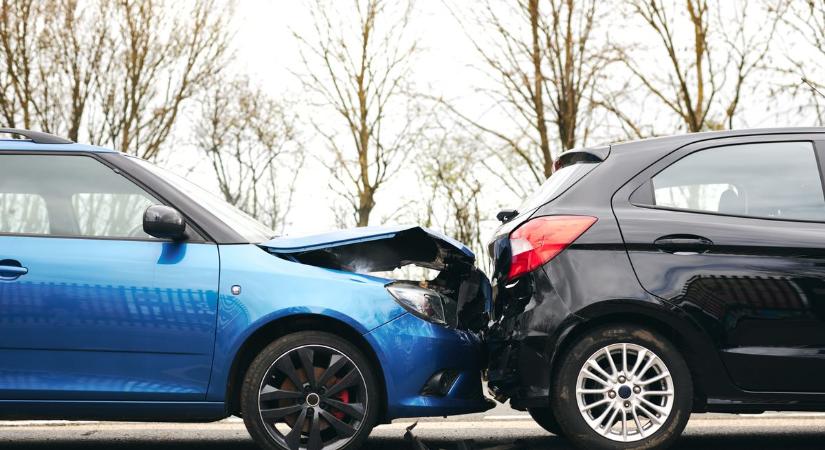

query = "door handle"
(0, 260), (28, 279)
(654, 235), (713, 255)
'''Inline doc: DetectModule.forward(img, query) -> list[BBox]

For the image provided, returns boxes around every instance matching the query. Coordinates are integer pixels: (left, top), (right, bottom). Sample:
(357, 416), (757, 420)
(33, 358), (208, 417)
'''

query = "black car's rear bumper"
(487, 335), (552, 409)
(484, 266), (582, 409)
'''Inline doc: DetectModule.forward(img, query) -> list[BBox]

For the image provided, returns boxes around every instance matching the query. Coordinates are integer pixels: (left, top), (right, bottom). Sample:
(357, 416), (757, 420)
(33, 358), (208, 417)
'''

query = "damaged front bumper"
(262, 225), (496, 419)
(367, 312), (495, 419)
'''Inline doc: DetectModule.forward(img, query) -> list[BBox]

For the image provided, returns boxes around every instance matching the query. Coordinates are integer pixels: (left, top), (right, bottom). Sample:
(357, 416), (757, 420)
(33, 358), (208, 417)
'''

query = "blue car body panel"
(207, 245), (490, 419)
(207, 244), (407, 402)
(365, 313), (489, 418)
(0, 236), (219, 400)
(0, 139), (493, 422)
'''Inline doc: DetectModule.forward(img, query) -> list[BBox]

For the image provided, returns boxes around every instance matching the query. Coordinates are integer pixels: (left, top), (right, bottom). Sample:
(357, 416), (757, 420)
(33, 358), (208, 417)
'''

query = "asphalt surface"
(2, 402), (825, 450)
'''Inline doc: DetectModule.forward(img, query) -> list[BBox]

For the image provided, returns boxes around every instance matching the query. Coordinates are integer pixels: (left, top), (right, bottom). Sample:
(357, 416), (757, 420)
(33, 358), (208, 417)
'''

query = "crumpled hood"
(261, 225), (475, 273)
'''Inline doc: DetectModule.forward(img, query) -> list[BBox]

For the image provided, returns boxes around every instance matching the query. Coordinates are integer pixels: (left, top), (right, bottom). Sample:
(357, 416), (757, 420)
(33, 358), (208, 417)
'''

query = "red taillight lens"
(507, 215), (597, 280)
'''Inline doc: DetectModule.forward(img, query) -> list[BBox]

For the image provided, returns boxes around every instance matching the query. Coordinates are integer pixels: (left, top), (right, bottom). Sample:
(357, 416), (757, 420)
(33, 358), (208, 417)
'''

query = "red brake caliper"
(333, 389), (350, 420)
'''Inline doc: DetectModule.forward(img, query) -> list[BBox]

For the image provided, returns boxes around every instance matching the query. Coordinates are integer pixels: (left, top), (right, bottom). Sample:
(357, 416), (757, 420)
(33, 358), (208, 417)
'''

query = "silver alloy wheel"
(575, 343), (674, 442)
(258, 344), (368, 450)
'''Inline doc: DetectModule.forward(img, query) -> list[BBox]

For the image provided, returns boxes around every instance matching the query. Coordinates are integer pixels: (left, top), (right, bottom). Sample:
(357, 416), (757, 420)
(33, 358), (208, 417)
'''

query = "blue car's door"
(0, 153), (219, 401)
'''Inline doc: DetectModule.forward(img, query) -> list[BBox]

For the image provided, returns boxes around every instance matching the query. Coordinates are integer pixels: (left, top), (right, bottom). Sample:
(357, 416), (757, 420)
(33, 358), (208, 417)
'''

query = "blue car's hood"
(261, 225), (475, 272)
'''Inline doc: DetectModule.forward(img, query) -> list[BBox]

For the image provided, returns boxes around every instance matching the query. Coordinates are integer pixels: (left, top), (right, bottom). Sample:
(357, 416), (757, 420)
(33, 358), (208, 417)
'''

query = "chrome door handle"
(0, 260), (28, 279)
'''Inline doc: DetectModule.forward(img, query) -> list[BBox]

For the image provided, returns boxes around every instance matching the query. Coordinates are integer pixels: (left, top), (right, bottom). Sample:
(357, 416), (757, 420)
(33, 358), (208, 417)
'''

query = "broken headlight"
(385, 283), (446, 325)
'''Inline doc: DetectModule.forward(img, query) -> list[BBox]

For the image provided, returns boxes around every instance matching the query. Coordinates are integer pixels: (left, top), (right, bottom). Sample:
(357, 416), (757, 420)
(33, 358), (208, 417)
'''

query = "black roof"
(611, 127), (825, 154)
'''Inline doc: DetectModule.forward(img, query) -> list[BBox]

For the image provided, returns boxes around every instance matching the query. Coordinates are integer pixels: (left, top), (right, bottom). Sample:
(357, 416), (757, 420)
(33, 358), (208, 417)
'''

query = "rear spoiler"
(554, 145), (610, 171)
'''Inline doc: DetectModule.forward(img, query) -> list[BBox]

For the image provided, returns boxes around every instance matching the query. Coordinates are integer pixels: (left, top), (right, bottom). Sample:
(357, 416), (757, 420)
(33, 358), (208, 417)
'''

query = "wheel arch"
(550, 300), (728, 411)
(225, 313), (388, 421)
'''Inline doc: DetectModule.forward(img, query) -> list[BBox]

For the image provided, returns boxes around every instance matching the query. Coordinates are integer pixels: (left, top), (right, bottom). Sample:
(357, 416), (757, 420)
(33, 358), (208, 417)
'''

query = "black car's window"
(518, 162), (599, 213)
(650, 142), (825, 221)
(0, 154), (160, 238)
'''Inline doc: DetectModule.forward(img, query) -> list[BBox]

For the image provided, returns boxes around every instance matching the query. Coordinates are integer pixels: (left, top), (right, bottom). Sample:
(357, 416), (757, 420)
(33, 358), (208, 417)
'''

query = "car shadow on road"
(4, 432), (825, 450)
(389, 433), (825, 450)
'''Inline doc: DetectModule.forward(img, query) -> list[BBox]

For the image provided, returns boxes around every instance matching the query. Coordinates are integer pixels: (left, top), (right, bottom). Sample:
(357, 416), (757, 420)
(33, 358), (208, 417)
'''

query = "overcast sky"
(164, 0), (819, 240)
(171, 1), (499, 237)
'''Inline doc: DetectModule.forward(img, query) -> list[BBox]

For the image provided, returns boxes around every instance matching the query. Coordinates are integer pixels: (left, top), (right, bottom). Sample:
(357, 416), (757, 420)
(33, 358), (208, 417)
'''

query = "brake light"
(508, 215), (597, 280)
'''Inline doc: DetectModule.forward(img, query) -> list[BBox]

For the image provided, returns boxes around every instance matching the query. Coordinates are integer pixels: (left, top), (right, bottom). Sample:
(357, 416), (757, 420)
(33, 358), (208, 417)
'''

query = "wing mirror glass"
(143, 205), (186, 240)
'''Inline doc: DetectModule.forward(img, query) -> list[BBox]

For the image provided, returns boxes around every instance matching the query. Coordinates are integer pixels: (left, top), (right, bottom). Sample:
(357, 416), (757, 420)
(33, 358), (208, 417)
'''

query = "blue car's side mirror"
(143, 205), (186, 240)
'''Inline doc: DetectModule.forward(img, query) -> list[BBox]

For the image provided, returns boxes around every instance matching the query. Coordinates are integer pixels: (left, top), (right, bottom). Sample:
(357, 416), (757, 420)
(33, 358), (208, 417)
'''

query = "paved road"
(3, 406), (825, 450)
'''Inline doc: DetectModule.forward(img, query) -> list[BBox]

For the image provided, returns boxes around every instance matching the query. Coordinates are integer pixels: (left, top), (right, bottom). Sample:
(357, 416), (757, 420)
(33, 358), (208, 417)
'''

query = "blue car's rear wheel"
(242, 331), (379, 450)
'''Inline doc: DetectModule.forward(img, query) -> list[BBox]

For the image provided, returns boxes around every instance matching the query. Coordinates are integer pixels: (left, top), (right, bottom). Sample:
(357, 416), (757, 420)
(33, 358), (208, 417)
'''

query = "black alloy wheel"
(242, 331), (380, 450)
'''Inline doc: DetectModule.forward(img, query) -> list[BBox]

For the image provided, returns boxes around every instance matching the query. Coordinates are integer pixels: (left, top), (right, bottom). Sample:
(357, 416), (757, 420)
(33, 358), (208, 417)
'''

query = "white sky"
(165, 0), (822, 241)
(173, 0), (499, 238)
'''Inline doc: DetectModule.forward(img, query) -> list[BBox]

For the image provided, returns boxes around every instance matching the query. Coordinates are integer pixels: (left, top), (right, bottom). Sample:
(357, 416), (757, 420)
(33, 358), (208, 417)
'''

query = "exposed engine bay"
(262, 226), (492, 332)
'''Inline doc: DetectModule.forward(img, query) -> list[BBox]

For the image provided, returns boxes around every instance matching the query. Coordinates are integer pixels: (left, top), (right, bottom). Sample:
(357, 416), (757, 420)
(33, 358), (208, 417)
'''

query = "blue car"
(0, 129), (493, 450)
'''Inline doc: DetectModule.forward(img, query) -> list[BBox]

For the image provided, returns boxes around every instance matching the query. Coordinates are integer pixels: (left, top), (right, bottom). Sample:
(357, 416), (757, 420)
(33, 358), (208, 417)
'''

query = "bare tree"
(0, 0), (50, 130)
(45, 0), (110, 141)
(1, 0), (232, 159)
(417, 126), (484, 253)
(194, 77), (304, 233)
(90, 0), (233, 159)
(618, 0), (783, 132)
(295, 0), (421, 227)
(0, 0), (111, 140)
(779, 0), (825, 125)
(443, 0), (614, 196)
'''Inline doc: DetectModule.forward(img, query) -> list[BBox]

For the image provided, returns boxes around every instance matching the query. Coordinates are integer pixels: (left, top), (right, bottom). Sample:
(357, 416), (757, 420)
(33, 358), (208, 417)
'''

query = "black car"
(486, 128), (825, 449)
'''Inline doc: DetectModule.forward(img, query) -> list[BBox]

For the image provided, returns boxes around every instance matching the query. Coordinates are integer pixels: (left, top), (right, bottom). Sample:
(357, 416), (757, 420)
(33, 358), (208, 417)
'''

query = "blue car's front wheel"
(241, 331), (380, 450)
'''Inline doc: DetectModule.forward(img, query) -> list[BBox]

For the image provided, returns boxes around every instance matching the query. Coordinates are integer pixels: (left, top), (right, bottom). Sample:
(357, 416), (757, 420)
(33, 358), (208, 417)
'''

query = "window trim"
(628, 139), (825, 224)
(0, 151), (209, 243)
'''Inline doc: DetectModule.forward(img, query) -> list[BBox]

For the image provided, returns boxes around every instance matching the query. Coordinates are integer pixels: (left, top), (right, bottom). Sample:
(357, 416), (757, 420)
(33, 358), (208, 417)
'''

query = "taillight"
(507, 215), (597, 280)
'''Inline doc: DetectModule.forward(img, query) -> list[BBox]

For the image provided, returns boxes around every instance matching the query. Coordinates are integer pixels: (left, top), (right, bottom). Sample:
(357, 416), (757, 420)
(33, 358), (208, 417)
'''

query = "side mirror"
(143, 205), (186, 240)
(496, 209), (518, 223)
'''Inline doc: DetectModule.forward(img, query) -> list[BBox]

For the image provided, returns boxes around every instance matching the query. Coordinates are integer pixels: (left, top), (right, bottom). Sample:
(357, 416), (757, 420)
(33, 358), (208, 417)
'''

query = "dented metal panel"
(262, 225), (492, 333)
(262, 225), (475, 272)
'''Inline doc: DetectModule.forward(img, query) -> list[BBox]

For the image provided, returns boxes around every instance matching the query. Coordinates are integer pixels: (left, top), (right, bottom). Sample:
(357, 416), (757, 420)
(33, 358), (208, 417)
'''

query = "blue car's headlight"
(385, 283), (447, 325)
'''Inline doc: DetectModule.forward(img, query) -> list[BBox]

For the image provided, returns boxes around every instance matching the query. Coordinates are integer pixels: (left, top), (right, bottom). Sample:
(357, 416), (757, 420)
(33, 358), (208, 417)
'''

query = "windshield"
(129, 157), (275, 243)
(518, 162), (599, 213)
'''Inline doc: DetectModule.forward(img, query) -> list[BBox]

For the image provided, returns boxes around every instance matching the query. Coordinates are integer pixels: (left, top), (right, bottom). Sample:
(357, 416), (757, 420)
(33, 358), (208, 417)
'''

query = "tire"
(528, 406), (564, 436)
(241, 331), (381, 450)
(551, 324), (692, 450)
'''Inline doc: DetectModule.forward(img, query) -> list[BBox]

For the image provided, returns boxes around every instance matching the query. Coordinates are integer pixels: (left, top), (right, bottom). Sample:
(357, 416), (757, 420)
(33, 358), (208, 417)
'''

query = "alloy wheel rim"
(575, 343), (674, 442)
(258, 344), (368, 450)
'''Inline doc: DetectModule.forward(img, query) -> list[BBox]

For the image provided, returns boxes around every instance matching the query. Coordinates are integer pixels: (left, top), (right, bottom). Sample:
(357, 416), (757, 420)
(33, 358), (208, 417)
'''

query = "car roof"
(0, 128), (116, 153)
(0, 139), (116, 153)
(611, 127), (825, 154)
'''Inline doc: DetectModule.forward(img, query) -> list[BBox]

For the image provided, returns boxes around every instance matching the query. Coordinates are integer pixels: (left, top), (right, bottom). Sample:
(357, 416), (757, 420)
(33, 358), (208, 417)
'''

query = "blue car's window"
(0, 154), (160, 239)
(72, 193), (156, 237)
(0, 193), (49, 234)
(129, 156), (275, 242)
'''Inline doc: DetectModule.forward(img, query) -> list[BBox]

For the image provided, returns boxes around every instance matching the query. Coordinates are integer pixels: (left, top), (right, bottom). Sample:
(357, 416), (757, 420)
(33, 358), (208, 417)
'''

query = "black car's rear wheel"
(552, 324), (692, 450)
(241, 331), (380, 450)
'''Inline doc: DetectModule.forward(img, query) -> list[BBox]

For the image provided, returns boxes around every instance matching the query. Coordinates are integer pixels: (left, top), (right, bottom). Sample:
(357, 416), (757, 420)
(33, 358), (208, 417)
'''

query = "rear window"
(518, 162), (598, 213)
